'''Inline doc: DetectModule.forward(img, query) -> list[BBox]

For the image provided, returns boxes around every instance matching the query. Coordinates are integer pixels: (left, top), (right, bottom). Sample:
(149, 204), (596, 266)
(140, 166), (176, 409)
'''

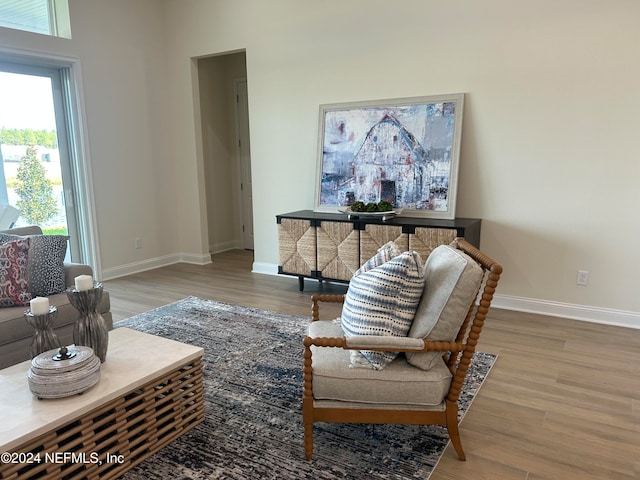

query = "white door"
(235, 79), (253, 250)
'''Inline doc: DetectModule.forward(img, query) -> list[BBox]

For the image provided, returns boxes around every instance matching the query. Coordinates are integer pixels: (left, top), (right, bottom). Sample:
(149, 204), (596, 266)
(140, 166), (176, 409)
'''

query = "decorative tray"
(339, 208), (399, 221)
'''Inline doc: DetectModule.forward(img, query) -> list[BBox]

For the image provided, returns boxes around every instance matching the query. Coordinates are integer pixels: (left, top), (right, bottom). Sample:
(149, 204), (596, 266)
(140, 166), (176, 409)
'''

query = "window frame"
(0, 0), (71, 38)
(0, 47), (102, 277)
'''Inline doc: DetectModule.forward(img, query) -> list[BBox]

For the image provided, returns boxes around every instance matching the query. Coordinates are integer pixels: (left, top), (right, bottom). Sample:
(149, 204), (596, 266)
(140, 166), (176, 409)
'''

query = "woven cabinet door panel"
(359, 225), (408, 264)
(278, 219), (317, 275)
(409, 227), (457, 260)
(317, 221), (359, 281)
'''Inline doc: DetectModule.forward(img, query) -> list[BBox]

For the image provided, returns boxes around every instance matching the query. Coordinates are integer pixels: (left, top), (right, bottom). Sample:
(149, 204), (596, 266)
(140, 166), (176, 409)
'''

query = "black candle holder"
(67, 282), (109, 363)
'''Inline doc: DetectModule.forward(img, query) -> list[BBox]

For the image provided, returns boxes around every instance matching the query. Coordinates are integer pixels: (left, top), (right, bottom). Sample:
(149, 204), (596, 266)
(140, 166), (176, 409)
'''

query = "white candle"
(30, 297), (50, 316)
(75, 275), (94, 291)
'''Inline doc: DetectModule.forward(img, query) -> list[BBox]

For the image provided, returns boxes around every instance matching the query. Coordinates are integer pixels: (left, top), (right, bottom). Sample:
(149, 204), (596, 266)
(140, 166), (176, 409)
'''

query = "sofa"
(0, 225), (112, 369)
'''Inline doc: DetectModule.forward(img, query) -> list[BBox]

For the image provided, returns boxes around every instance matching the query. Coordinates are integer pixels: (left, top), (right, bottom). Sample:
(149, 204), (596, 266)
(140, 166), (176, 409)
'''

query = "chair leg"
(445, 400), (466, 461)
(303, 420), (313, 459)
(302, 341), (314, 459)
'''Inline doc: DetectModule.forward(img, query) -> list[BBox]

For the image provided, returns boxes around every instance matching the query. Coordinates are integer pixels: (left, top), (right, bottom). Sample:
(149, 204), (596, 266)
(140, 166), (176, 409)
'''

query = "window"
(0, 55), (100, 274)
(0, 0), (70, 38)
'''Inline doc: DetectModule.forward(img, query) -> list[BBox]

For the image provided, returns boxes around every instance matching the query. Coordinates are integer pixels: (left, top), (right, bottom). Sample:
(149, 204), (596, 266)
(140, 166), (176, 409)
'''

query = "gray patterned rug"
(114, 296), (496, 480)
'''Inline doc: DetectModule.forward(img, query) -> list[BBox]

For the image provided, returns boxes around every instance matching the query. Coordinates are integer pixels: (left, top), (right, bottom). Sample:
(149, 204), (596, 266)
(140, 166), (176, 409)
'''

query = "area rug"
(114, 296), (496, 480)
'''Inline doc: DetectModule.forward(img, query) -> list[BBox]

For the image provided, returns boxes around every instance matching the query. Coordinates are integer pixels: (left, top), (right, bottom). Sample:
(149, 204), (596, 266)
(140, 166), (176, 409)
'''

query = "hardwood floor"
(103, 249), (640, 480)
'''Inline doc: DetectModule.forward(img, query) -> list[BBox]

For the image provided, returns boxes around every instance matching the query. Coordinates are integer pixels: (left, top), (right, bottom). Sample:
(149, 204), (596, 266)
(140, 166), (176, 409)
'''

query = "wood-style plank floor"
(103, 249), (640, 480)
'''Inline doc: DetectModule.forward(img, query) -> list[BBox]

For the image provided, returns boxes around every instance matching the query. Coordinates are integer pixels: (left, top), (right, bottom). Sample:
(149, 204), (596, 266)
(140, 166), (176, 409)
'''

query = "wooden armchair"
(303, 238), (502, 461)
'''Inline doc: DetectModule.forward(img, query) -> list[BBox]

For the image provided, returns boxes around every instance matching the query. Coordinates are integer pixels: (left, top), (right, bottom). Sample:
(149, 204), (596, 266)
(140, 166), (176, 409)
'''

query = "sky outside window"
(0, 72), (56, 130)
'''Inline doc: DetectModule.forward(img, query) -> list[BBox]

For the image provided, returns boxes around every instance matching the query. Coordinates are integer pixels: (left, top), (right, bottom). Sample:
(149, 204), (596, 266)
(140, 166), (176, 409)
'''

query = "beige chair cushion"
(406, 245), (483, 370)
(309, 320), (452, 407)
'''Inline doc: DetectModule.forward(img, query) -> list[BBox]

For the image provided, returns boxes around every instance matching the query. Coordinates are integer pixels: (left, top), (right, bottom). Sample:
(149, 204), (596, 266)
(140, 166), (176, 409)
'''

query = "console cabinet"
(277, 210), (481, 290)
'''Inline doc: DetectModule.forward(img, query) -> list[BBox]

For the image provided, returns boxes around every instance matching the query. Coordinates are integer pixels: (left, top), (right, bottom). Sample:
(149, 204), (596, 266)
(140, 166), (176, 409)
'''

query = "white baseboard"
(101, 252), (211, 281)
(252, 262), (278, 276)
(104, 259), (640, 329)
(210, 240), (242, 254)
(180, 252), (213, 265)
(492, 294), (640, 329)
(253, 262), (640, 330)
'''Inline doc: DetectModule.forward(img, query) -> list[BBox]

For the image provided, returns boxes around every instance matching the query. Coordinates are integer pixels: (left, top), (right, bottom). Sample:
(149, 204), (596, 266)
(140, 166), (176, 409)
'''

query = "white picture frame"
(314, 93), (464, 219)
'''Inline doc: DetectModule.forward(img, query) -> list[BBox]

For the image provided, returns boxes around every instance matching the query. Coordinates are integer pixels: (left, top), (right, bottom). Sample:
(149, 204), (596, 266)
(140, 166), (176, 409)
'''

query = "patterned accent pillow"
(341, 249), (425, 370)
(0, 233), (69, 297)
(0, 238), (32, 307)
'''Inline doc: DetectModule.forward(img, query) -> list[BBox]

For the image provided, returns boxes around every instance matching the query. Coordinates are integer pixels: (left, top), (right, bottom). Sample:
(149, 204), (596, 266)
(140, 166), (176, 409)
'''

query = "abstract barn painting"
(315, 94), (464, 219)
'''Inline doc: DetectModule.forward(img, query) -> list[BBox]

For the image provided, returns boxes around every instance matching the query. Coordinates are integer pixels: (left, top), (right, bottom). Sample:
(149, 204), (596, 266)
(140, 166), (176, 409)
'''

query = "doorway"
(197, 52), (253, 255)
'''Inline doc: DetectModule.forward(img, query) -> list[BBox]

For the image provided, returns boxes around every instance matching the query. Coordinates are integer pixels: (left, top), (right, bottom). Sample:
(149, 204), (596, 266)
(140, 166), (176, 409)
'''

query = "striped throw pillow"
(341, 249), (425, 370)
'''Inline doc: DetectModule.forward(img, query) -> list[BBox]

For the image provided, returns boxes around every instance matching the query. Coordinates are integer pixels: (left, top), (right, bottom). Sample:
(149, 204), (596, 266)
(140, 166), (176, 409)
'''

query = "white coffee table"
(0, 327), (204, 480)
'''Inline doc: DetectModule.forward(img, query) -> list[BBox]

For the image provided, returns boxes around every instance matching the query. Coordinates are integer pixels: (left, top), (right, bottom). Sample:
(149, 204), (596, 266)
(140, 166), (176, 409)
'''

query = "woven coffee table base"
(0, 358), (204, 480)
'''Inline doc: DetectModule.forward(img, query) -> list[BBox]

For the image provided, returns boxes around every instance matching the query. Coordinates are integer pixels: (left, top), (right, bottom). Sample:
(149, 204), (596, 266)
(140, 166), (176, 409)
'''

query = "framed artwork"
(314, 93), (464, 219)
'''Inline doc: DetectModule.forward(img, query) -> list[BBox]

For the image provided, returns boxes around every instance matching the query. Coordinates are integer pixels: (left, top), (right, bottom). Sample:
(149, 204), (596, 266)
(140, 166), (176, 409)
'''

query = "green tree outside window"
(14, 146), (57, 226)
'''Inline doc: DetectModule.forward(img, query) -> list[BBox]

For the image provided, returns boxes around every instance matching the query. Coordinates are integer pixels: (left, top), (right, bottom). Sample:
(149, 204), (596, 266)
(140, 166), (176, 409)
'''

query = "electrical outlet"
(135, 238), (142, 249)
(576, 270), (589, 286)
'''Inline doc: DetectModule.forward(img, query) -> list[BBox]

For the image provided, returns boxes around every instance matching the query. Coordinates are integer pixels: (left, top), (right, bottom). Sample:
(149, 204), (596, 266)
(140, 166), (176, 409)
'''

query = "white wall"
(163, 0), (640, 326)
(68, 1), (185, 271)
(1, 0), (638, 327)
(0, 0), (185, 276)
